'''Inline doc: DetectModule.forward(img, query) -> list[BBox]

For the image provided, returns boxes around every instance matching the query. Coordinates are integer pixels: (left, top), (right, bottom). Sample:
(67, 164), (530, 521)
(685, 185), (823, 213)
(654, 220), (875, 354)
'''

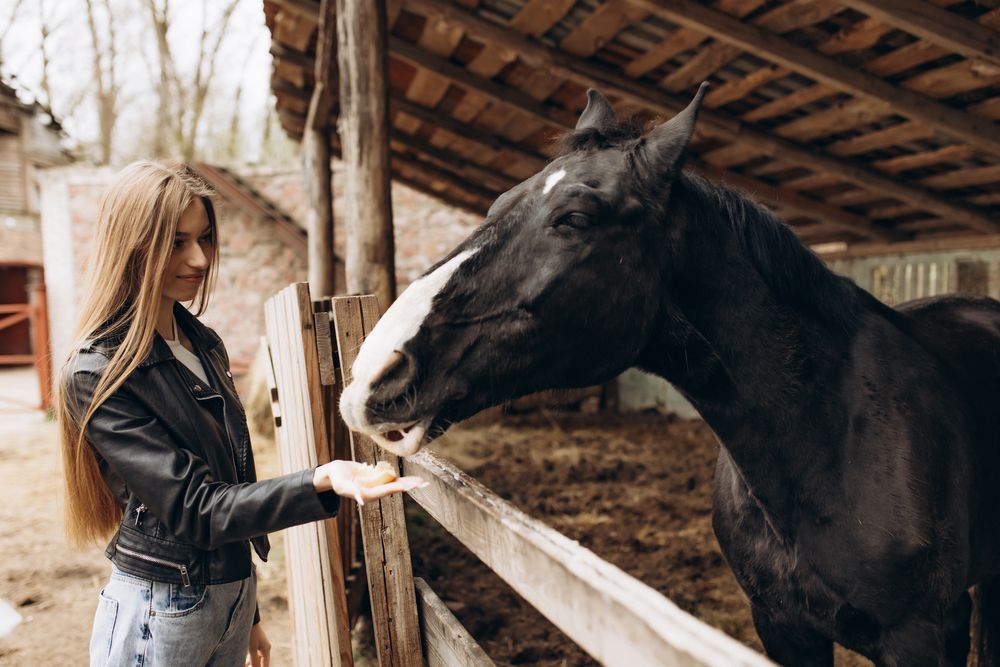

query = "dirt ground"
(0, 365), (870, 665)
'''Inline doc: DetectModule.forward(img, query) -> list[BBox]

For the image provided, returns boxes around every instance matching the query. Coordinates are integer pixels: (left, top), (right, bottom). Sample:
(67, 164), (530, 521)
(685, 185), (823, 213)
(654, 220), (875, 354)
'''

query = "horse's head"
(340, 85), (707, 456)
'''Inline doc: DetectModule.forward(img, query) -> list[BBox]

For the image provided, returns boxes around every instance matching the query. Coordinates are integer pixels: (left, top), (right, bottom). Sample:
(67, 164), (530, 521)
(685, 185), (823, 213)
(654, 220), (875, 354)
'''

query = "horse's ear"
(575, 89), (616, 132)
(642, 82), (708, 174)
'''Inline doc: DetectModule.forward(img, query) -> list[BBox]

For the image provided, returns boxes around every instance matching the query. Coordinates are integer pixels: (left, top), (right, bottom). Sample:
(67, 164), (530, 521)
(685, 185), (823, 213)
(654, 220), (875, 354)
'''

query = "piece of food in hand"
(355, 461), (398, 487)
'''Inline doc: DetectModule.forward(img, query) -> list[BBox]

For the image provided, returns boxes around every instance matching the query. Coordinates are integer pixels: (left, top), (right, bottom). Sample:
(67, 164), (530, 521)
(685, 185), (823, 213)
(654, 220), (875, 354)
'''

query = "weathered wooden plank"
(661, 0), (842, 92)
(825, 122), (936, 157)
(871, 145), (976, 173)
(559, 0), (648, 58)
(902, 59), (1000, 100)
(837, 0), (1000, 68)
(692, 159), (900, 240)
(450, 0), (571, 126)
(741, 84), (835, 122)
(331, 295), (423, 667)
(705, 64), (789, 108)
(625, 27), (709, 78)
(402, 450), (775, 667)
(402, 0), (1000, 233)
(920, 164), (1000, 189)
(818, 234), (1000, 260)
(413, 578), (495, 667)
(633, 0), (1000, 156)
(820, 17), (893, 56)
(774, 98), (892, 142)
(264, 284), (351, 667)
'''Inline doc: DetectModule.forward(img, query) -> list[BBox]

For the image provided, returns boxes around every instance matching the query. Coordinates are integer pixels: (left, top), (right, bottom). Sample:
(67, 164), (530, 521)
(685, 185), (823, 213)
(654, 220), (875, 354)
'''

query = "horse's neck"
(641, 176), (868, 529)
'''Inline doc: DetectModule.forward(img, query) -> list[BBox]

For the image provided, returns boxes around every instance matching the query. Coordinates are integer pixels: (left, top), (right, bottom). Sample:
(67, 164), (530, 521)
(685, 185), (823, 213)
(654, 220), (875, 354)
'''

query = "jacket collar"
(86, 302), (222, 367)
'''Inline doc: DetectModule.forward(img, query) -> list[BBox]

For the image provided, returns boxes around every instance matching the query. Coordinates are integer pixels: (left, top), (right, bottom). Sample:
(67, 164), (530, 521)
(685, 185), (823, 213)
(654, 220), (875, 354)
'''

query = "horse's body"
(339, 86), (1000, 665)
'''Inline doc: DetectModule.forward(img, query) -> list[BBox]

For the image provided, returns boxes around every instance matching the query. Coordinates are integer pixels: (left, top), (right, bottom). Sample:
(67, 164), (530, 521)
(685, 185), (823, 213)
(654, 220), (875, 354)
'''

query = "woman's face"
(162, 201), (213, 303)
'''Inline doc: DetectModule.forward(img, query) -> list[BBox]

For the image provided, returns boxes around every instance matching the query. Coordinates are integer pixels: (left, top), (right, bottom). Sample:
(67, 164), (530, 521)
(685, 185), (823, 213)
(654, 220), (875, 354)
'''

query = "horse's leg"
(750, 604), (834, 667)
(944, 591), (971, 667)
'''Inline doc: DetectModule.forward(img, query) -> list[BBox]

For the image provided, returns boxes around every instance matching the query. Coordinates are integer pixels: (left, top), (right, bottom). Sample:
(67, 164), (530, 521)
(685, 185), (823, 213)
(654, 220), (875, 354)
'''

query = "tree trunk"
(336, 0), (396, 309)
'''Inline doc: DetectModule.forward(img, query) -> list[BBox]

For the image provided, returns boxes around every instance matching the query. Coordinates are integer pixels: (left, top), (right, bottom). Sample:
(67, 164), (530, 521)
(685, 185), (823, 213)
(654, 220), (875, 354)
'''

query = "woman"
(57, 160), (423, 667)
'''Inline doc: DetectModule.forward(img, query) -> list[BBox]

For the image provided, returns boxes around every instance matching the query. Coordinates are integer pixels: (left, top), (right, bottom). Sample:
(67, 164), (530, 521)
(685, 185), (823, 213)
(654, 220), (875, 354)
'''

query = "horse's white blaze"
(339, 249), (478, 452)
(543, 169), (566, 195)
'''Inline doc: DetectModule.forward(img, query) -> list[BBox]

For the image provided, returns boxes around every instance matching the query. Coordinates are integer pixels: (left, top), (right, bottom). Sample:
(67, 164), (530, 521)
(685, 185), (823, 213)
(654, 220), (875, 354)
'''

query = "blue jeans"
(89, 564), (257, 667)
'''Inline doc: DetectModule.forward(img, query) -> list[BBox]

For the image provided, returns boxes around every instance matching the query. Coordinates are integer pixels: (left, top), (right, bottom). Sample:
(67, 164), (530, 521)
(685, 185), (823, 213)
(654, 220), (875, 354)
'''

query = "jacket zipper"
(114, 543), (192, 587)
(193, 391), (244, 481)
(134, 503), (147, 526)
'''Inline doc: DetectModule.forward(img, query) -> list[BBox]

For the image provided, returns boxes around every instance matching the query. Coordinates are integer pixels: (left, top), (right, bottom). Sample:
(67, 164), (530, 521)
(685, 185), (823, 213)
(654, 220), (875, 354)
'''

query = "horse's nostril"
(370, 350), (406, 386)
(368, 350), (418, 412)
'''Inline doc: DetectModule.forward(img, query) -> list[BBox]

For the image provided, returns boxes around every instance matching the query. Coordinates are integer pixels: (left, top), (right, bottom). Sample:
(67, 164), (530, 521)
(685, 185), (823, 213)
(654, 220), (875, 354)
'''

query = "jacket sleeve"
(66, 366), (340, 551)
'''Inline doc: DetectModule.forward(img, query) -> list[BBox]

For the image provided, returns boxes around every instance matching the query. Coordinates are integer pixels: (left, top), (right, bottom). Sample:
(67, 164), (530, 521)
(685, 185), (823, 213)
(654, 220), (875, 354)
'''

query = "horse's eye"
(556, 212), (592, 230)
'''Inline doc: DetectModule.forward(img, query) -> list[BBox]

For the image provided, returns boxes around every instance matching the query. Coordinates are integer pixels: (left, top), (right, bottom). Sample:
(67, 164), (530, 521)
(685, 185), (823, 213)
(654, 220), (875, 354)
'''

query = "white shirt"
(164, 315), (209, 385)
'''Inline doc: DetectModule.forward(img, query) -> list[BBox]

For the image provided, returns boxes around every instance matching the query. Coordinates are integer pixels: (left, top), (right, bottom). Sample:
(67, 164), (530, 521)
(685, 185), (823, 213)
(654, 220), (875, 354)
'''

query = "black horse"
(339, 85), (1000, 666)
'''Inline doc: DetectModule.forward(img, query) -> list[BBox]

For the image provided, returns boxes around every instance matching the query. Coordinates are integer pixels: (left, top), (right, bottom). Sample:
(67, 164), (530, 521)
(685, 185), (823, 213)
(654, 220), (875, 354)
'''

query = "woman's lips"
(178, 274), (204, 283)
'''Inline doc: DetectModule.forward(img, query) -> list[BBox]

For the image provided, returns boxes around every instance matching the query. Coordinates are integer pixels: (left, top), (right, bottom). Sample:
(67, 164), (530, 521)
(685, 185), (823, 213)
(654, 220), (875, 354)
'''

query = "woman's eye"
(199, 235), (212, 245)
(172, 240), (183, 250)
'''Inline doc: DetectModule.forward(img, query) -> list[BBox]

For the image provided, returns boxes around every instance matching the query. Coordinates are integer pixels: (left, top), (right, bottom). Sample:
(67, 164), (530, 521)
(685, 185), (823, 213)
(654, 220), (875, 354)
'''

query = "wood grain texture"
(264, 284), (353, 667)
(402, 450), (776, 667)
(414, 578), (494, 667)
(331, 295), (423, 667)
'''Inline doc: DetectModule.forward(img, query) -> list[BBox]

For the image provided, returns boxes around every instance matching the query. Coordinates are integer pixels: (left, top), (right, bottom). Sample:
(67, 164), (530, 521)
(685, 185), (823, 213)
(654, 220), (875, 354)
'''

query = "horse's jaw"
(364, 420), (430, 458)
(339, 380), (432, 457)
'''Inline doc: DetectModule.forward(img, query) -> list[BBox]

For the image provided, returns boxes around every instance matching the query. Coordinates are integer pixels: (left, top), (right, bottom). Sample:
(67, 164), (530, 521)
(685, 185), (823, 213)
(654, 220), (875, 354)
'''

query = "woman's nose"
(187, 244), (209, 269)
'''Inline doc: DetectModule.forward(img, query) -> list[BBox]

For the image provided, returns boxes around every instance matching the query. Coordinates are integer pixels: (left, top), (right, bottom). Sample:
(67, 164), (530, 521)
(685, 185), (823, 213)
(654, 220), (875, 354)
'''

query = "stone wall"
(39, 163), (483, 377)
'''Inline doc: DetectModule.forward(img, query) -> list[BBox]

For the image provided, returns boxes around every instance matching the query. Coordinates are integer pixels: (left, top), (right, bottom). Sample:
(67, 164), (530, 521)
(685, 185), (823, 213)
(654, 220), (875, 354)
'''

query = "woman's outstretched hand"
(313, 460), (428, 506)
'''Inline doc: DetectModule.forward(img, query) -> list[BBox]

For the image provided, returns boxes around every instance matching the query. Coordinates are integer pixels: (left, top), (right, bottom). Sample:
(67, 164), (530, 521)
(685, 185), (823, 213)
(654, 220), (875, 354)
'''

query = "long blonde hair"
(56, 160), (220, 547)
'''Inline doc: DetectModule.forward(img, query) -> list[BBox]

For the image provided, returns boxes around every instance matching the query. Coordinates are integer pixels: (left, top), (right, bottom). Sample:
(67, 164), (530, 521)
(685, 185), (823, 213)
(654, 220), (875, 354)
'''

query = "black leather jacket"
(63, 303), (339, 622)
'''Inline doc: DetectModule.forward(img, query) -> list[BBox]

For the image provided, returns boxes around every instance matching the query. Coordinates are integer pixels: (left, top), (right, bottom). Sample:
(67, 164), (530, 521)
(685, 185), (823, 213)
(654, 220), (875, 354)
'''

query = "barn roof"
(265, 0), (1000, 256)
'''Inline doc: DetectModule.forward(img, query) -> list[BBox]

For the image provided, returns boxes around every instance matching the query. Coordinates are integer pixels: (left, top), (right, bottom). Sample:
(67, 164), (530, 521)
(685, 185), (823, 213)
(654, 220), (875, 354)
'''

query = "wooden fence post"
(331, 295), (423, 667)
(264, 284), (354, 667)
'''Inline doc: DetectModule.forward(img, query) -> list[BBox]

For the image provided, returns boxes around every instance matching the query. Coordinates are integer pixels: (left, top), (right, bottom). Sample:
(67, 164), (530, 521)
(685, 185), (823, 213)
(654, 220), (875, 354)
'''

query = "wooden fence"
(263, 283), (774, 667)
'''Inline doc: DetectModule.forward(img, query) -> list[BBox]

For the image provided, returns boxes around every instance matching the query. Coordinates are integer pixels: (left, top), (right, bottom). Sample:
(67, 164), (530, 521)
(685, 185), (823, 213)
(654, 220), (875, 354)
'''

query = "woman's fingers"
(359, 476), (429, 501)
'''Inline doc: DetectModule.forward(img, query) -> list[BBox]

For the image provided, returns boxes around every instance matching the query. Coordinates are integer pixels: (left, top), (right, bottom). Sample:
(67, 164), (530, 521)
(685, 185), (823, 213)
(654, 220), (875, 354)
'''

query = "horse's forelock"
(557, 116), (644, 155)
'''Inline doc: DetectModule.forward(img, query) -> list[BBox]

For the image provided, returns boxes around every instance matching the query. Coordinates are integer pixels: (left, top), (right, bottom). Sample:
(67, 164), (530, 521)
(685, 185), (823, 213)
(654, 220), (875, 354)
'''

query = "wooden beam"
(390, 96), (546, 169)
(305, 0), (336, 298)
(391, 0), (1000, 235)
(271, 40), (313, 70)
(391, 172), (491, 216)
(337, 0), (396, 308)
(837, 0), (1000, 69)
(284, 104), (498, 216)
(630, 0), (1000, 157)
(272, 0), (320, 20)
(391, 131), (520, 191)
(691, 160), (903, 242)
(390, 153), (500, 204)
(402, 450), (776, 667)
(413, 578), (495, 667)
(817, 234), (1000, 261)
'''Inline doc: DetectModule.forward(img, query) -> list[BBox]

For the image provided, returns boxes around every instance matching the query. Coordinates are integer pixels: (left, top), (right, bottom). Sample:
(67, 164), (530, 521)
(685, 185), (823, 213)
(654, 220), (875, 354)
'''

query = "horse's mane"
(676, 172), (864, 331)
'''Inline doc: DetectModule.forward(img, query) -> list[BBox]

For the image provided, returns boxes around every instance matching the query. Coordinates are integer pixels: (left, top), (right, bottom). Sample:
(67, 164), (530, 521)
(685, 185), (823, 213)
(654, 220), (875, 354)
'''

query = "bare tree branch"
(85, 0), (119, 163)
(180, 0), (241, 161)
